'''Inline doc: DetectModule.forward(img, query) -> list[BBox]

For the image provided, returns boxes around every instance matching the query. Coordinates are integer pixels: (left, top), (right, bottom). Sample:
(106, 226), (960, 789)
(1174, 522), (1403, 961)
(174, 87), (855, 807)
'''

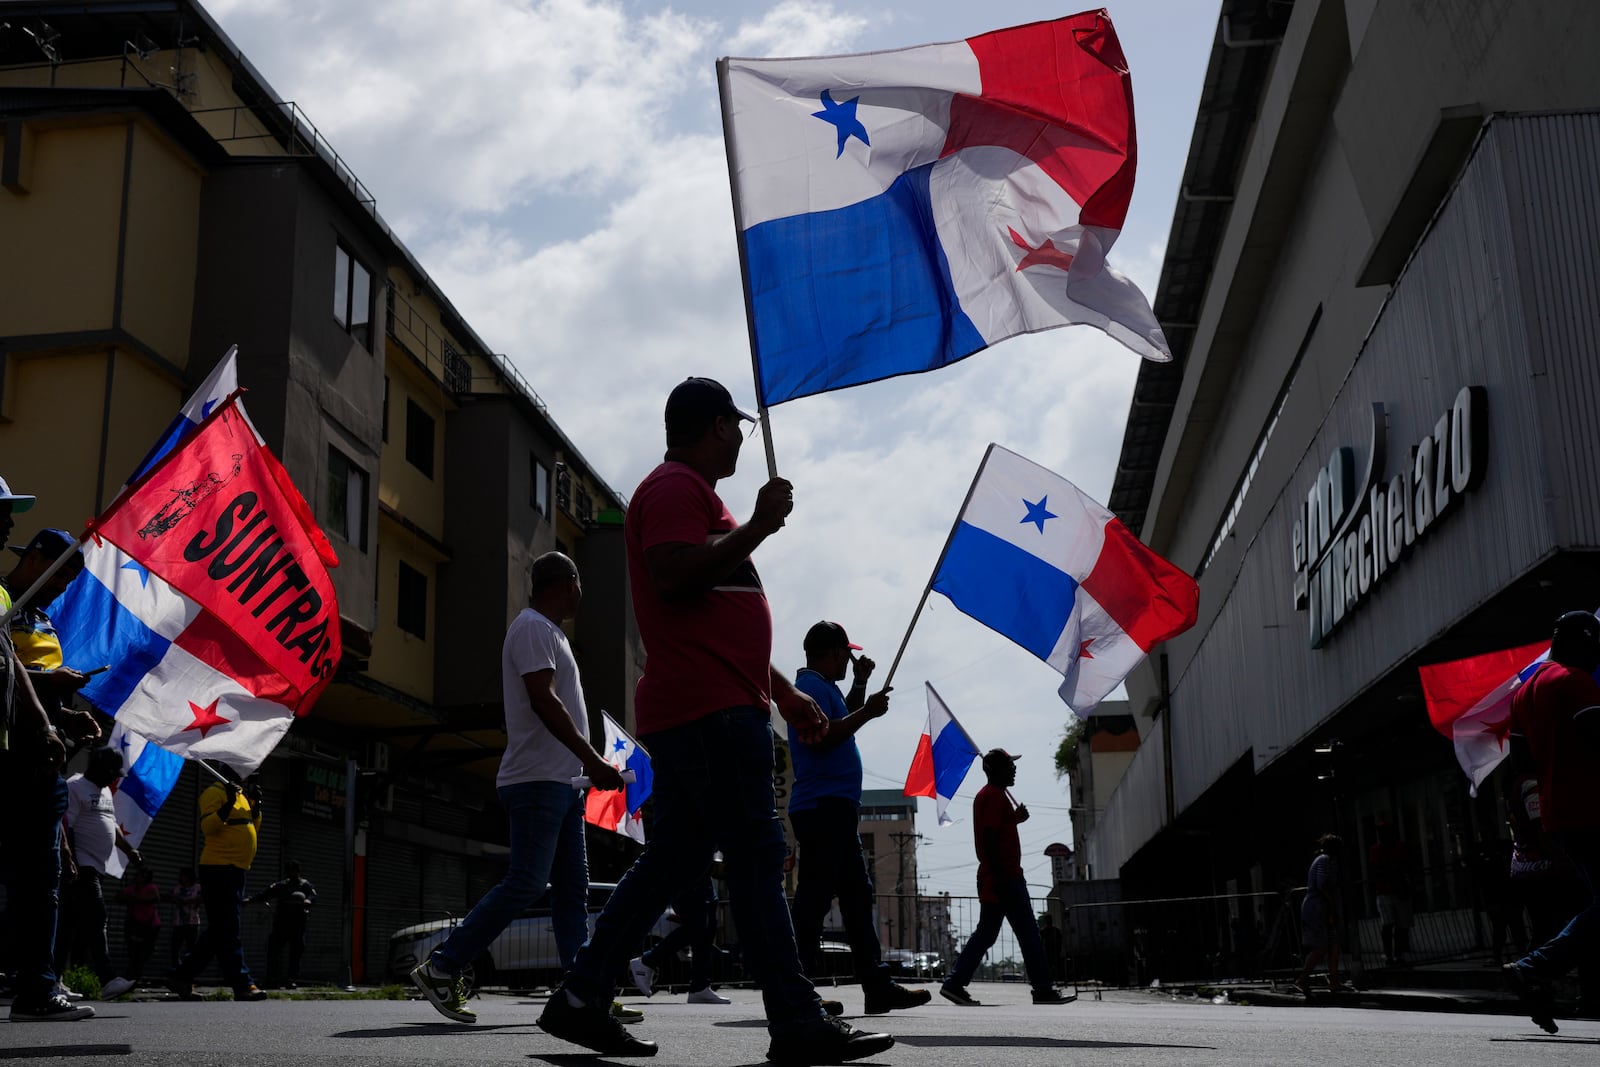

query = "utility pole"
(889, 831), (923, 952)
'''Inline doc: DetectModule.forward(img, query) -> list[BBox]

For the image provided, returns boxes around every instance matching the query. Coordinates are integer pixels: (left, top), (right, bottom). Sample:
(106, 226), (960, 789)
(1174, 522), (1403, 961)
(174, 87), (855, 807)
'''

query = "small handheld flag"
(903, 683), (980, 826)
(584, 712), (654, 843)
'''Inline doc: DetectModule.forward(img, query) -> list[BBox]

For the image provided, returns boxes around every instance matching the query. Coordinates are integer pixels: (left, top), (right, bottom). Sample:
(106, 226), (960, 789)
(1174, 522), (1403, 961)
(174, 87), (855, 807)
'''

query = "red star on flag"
(184, 699), (230, 738)
(1008, 227), (1076, 273)
(1079, 639), (1095, 660)
(1486, 713), (1513, 744)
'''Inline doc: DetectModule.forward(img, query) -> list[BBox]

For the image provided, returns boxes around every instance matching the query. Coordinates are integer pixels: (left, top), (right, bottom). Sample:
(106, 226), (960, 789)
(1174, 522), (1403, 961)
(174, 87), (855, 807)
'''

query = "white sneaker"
(55, 981), (83, 1001)
(687, 986), (731, 1005)
(627, 957), (655, 998)
(101, 976), (136, 1000)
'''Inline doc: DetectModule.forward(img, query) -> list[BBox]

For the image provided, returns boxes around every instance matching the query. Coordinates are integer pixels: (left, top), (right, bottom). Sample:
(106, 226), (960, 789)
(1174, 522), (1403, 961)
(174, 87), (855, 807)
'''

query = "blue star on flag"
(813, 89), (869, 157)
(1020, 496), (1058, 534)
(613, 737), (628, 753)
(121, 559), (151, 587)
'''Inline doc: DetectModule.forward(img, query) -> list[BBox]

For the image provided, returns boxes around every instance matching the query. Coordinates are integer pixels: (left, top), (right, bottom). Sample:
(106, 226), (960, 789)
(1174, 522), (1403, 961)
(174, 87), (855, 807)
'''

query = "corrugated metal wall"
(1500, 113), (1600, 550)
(1159, 113), (1600, 826)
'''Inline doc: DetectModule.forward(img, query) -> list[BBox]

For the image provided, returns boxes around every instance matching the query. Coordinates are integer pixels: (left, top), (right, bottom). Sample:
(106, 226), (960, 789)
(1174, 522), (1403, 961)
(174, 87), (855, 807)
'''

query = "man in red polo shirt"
(940, 749), (1073, 1007)
(1503, 610), (1600, 1034)
(539, 378), (893, 1065)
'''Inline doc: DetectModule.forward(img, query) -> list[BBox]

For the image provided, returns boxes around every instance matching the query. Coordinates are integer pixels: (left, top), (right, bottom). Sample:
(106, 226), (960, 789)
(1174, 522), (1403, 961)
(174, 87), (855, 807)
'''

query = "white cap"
(0, 474), (36, 513)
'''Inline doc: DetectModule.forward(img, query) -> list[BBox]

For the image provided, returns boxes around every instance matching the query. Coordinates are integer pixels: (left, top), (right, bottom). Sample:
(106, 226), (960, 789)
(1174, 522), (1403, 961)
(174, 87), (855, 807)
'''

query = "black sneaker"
(1503, 963), (1559, 1034)
(537, 987), (658, 1057)
(766, 1015), (894, 1065)
(1032, 988), (1077, 1005)
(165, 975), (203, 1001)
(233, 985), (269, 1002)
(939, 983), (979, 1006)
(10, 994), (95, 1022)
(863, 982), (932, 1014)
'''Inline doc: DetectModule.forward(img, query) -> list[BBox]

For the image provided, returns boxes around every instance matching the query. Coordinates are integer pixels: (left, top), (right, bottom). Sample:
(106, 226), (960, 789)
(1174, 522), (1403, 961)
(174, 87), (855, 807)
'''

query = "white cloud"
(725, 1), (874, 58)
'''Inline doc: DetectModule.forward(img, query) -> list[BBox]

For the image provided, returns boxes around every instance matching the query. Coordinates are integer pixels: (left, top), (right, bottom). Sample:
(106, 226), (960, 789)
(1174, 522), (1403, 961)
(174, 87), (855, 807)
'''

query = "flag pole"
(716, 57), (779, 479)
(882, 445), (997, 690)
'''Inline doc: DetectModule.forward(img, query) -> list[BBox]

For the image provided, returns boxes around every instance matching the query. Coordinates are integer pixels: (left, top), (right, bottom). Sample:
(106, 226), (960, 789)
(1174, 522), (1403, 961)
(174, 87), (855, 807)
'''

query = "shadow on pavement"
(0, 1046), (132, 1059)
(333, 1022), (537, 1038)
(1489, 1036), (1600, 1045)
(893, 1035), (1217, 1051)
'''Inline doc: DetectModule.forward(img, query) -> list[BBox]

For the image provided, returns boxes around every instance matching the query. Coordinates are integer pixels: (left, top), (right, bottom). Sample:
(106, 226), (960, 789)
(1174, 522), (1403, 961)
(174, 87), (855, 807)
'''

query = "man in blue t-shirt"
(789, 621), (930, 1015)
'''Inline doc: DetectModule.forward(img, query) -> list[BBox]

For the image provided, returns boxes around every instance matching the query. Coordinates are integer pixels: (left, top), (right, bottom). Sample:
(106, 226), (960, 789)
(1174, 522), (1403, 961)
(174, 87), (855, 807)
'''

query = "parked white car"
(388, 882), (675, 988)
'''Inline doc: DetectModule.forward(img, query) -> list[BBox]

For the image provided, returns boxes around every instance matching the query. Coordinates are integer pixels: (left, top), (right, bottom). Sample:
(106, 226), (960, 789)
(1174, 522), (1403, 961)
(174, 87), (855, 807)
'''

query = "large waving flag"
(903, 683), (980, 826)
(68, 396), (340, 774)
(1419, 640), (1551, 795)
(584, 712), (654, 843)
(53, 348), (239, 829)
(930, 444), (1198, 715)
(720, 11), (1169, 407)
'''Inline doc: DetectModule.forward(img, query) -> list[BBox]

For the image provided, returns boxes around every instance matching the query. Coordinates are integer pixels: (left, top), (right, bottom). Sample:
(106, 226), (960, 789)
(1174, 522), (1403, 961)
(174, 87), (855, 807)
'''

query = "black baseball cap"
(982, 748), (1021, 773)
(1553, 610), (1600, 643)
(665, 377), (756, 427)
(803, 620), (863, 654)
(9, 527), (76, 560)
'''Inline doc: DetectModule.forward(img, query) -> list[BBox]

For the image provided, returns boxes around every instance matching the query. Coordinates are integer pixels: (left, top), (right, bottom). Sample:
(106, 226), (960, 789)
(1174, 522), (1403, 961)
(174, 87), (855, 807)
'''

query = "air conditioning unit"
(369, 741), (390, 773)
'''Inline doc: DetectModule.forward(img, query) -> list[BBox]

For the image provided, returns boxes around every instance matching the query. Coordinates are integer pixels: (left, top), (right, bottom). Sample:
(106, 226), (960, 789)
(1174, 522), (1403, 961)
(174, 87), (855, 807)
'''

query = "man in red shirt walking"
(940, 749), (1073, 1006)
(1503, 610), (1600, 1034)
(539, 378), (893, 1064)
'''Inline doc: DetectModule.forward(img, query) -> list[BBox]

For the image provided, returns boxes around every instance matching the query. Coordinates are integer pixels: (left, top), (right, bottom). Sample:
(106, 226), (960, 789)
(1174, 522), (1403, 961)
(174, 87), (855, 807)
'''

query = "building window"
(397, 561), (427, 639)
(555, 465), (572, 514)
(575, 486), (593, 523)
(333, 242), (373, 348)
(405, 398), (435, 478)
(532, 455), (550, 517)
(327, 446), (369, 551)
(381, 376), (390, 443)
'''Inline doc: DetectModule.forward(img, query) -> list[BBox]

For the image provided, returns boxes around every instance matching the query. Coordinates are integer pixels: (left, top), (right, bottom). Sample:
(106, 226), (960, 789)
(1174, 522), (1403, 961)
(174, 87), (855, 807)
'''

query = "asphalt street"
(2, 983), (1597, 1067)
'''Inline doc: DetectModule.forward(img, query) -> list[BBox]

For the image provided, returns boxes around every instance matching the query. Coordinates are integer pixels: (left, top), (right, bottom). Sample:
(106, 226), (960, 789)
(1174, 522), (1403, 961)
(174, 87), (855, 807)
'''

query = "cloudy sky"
(204, 0), (1217, 898)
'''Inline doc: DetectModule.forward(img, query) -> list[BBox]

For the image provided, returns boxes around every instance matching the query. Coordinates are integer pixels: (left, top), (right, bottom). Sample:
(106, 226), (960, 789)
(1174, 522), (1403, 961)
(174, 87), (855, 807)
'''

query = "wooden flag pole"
(715, 57), (779, 480)
(881, 444), (998, 690)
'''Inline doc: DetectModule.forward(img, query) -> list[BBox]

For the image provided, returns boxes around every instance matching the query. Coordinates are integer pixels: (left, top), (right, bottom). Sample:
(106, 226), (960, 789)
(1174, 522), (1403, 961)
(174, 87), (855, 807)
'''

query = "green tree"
(1054, 719), (1086, 780)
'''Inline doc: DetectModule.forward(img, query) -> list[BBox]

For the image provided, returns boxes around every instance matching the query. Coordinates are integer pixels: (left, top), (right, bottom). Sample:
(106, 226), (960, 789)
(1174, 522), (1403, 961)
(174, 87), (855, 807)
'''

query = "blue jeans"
(432, 780), (587, 975)
(564, 706), (823, 1033)
(948, 875), (1054, 995)
(175, 865), (254, 990)
(790, 797), (892, 991)
(0, 758), (67, 1004)
(1519, 827), (1600, 978)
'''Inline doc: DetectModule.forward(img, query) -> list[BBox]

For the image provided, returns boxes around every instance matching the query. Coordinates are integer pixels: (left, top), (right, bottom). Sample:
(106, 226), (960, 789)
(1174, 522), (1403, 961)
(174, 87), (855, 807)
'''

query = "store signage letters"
(1292, 385), (1486, 647)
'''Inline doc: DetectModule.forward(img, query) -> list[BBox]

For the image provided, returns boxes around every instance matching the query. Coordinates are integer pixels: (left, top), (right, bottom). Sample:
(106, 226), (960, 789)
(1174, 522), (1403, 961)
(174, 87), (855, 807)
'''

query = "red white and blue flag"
(66, 395), (340, 775)
(105, 720), (185, 873)
(1420, 640), (1552, 795)
(904, 683), (980, 826)
(584, 711), (654, 843)
(719, 10), (1168, 406)
(930, 444), (1198, 715)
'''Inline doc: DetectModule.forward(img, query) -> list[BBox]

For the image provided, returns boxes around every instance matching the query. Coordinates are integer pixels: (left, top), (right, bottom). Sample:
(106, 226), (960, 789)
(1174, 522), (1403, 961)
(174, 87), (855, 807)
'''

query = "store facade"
(1087, 0), (1600, 975)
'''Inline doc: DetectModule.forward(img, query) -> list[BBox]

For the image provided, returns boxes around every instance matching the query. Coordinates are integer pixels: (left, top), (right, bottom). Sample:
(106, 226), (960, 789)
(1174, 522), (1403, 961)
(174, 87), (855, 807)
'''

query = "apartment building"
(0, 0), (642, 982)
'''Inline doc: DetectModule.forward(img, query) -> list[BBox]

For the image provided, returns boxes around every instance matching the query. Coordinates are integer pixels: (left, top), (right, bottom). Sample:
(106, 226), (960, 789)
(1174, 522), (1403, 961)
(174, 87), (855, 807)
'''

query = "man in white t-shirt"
(58, 747), (140, 997)
(411, 552), (624, 1024)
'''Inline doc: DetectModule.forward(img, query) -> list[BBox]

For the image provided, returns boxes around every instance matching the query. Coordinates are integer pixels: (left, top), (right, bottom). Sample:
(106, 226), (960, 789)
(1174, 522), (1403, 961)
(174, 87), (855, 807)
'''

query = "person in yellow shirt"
(166, 764), (266, 1001)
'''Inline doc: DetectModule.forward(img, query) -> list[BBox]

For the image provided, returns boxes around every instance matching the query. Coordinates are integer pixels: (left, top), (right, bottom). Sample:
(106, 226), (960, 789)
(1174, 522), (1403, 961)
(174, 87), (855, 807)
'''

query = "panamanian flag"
(1419, 639), (1558, 795)
(720, 10), (1169, 407)
(53, 348), (237, 848)
(65, 395), (340, 776)
(584, 711), (654, 843)
(903, 683), (980, 826)
(931, 444), (1198, 716)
